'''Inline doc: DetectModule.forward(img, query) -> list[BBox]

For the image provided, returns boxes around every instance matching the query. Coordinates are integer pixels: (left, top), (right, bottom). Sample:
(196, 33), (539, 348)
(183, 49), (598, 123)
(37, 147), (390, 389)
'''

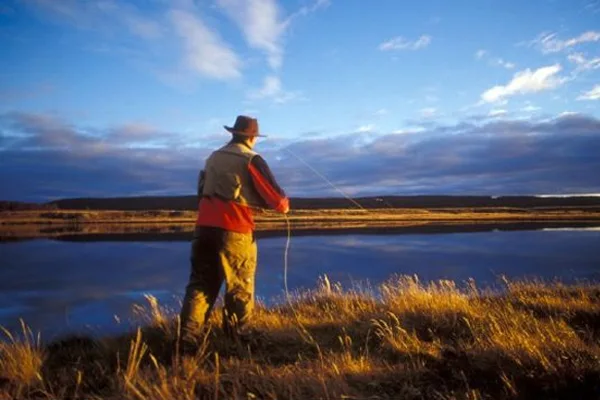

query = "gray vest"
(202, 143), (264, 208)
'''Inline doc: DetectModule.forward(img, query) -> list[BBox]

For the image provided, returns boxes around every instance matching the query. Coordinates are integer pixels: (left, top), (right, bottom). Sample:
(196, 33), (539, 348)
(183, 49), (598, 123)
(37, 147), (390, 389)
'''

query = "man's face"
(249, 136), (258, 148)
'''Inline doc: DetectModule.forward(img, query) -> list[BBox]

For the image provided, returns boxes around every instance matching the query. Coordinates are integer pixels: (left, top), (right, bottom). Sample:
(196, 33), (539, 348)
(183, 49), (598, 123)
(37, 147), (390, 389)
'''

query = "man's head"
(230, 133), (258, 149)
(224, 115), (263, 149)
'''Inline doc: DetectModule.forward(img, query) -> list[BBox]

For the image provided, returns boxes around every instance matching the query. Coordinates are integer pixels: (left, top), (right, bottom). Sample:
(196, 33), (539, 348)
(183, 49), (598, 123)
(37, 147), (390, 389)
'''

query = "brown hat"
(224, 115), (265, 137)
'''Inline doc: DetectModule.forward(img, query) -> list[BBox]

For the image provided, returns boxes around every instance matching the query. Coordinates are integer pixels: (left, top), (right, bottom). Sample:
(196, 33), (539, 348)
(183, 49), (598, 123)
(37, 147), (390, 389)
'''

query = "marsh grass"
(0, 320), (45, 398)
(1, 276), (600, 399)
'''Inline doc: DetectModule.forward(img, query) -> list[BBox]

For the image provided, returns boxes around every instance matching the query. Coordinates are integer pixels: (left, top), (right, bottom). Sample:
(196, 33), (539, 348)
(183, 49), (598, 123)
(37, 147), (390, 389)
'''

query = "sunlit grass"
(0, 319), (45, 398)
(1, 276), (600, 399)
(3, 206), (600, 234)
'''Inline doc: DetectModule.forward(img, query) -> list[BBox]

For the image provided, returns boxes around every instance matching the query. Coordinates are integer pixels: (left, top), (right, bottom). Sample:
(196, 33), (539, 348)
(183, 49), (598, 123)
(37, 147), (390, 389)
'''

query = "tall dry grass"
(1, 276), (599, 399)
(0, 320), (45, 398)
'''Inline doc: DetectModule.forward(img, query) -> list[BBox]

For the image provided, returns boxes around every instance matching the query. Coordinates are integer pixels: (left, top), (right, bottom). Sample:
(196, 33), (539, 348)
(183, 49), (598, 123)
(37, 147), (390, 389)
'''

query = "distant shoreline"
(2, 207), (600, 240)
(4, 194), (600, 212)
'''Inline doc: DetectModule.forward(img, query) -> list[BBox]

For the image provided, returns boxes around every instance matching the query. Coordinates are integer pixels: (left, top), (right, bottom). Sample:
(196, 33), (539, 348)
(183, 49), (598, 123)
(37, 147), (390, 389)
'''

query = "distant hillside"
(0, 201), (56, 211)
(32, 195), (600, 211)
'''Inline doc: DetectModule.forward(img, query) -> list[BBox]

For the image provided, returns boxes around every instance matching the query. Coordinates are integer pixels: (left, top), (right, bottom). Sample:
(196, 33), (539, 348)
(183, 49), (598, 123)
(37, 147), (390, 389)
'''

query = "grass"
(3, 207), (600, 226)
(2, 207), (600, 240)
(1, 276), (600, 399)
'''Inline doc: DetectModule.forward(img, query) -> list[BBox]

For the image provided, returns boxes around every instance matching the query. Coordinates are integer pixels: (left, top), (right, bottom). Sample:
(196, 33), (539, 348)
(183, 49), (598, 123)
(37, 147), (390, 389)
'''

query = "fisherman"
(180, 115), (289, 346)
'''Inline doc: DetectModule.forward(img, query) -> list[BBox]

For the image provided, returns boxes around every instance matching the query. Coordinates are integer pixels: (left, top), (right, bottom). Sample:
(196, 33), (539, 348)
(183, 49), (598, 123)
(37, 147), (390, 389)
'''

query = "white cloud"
(287, 0), (331, 20)
(568, 53), (600, 71)
(253, 75), (281, 97)
(391, 127), (425, 135)
(375, 108), (388, 116)
(577, 85), (600, 101)
(379, 35), (431, 51)
(475, 50), (515, 69)
(521, 105), (541, 113)
(248, 75), (303, 104)
(475, 49), (488, 59)
(488, 109), (507, 117)
(217, 0), (284, 69)
(558, 111), (580, 117)
(481, 64), (566, 103)
(216, 0), (328, 70)
(531, 31), (600, 53)
(169, 9), (241, 80)
(494, 58), (515, 69)
(357, 124), (376, 133)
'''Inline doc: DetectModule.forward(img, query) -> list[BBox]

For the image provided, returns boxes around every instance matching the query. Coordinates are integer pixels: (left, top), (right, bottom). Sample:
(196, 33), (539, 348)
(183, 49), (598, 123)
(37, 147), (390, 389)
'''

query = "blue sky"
(1, 0), (599, 201)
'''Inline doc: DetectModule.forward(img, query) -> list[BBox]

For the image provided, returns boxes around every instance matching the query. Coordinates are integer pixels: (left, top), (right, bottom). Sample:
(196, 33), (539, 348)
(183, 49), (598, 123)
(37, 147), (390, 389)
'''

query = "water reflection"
(1, 227), (599, 339)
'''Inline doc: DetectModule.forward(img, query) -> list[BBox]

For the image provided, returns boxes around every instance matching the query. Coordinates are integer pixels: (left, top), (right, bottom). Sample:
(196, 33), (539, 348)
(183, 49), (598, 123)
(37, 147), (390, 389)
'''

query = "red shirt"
(196, 151), (289, 234)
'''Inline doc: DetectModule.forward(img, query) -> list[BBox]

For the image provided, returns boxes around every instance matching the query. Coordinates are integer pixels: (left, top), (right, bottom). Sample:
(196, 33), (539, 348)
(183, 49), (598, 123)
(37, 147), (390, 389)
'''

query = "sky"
(1, 0), (599, 202)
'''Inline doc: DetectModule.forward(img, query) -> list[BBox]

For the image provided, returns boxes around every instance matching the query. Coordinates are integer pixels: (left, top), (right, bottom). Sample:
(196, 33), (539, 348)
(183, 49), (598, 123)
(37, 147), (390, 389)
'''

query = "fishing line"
(283, 147), (366, 211)
(281, 147), (368, 300)
(282, 211), (318, 346)
(279, 148), (369, 346)
(283, 213), (292, 300)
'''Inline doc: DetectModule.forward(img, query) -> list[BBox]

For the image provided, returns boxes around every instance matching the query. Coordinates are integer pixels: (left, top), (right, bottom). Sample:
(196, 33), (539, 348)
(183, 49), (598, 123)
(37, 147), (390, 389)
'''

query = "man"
(180, 115), (289, 345)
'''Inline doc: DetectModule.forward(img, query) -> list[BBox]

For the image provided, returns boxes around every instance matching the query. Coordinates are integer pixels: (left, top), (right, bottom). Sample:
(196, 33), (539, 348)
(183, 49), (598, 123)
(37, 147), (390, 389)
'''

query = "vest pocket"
(214, 172), (242, 201)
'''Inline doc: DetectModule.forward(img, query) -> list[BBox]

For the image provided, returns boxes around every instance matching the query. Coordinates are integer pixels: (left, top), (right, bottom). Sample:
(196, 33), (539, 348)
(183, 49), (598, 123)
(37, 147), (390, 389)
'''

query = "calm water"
(1, 227), (599, 339)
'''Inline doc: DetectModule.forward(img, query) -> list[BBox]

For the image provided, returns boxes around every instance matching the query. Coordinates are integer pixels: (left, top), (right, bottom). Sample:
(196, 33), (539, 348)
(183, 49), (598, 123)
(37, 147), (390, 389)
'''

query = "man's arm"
(248, 155), (289, 213)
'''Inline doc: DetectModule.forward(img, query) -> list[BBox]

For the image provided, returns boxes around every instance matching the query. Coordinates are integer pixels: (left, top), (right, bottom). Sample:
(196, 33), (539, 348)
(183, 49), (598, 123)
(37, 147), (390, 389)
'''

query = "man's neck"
(230, 140), (252, 150)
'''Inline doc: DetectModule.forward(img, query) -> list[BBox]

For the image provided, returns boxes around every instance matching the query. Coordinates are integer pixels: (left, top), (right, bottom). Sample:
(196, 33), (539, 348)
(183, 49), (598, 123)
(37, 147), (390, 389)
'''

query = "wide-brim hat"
(224, 115), (266, 137)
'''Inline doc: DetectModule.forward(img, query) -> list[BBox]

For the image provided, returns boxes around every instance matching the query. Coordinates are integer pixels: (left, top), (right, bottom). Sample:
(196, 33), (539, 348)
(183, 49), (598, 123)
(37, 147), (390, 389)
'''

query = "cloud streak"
(530, 31), (600, 53)
(169, 9), (242, 80)
(474, 49), (515, 69)
(217, 0), (285, 69)
(578, 85), (600, 101)
(481, 64), (566, 103)
(568, 53), (600, 71)
(379, 35), (431, 51)
(247, 75), (303, 104)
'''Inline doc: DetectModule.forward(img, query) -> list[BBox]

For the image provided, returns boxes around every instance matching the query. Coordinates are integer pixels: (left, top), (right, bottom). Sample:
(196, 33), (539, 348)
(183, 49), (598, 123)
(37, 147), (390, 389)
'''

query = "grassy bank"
(1, 276), (599, 399)
(2, 207), (600, 239)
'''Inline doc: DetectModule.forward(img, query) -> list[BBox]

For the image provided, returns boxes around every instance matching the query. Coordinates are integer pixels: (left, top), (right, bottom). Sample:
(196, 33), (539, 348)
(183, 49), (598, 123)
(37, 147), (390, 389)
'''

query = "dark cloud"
(1, 111), (599, 202)
(0, 111), (211, 201)
(276, 114), (600, 197)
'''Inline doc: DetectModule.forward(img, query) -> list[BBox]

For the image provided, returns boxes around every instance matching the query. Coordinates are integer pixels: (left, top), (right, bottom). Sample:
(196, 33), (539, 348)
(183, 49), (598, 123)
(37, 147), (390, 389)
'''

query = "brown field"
(2, 207), (600, 239)
(1, 276), (599, 399)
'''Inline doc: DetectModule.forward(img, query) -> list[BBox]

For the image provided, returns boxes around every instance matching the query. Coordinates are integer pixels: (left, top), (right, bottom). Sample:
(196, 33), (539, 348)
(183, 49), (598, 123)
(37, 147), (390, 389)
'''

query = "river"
(1, 225), (599, 339)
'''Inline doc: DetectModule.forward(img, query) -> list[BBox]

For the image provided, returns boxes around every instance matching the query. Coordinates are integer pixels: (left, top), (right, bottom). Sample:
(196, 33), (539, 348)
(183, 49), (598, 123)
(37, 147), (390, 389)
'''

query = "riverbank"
(1, 276), (599, 399)
(2, 207), (600, 240)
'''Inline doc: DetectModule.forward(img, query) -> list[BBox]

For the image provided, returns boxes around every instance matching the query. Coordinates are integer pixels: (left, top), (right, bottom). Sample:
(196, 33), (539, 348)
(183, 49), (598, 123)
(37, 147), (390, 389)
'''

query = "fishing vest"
(202, 143), (264, 208)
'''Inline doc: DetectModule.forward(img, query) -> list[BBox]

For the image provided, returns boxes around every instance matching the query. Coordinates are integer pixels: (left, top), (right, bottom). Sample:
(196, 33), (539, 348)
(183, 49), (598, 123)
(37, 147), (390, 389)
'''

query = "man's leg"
(221, 231), (257, 336)
(180, 228), (224, 344)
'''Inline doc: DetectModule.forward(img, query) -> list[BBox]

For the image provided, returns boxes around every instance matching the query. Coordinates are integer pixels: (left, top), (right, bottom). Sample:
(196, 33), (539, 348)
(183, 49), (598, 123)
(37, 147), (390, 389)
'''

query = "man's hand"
(276, 197), (290, 214)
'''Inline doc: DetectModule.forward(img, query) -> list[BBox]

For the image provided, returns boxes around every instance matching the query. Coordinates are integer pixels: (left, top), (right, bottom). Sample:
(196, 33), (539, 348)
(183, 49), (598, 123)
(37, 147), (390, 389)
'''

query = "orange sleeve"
(248, 159), (289, 213)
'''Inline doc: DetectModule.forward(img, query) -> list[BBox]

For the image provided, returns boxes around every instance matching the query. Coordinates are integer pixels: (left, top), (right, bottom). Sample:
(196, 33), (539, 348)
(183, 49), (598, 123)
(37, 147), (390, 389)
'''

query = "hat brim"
(224, 126), (266, 137)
